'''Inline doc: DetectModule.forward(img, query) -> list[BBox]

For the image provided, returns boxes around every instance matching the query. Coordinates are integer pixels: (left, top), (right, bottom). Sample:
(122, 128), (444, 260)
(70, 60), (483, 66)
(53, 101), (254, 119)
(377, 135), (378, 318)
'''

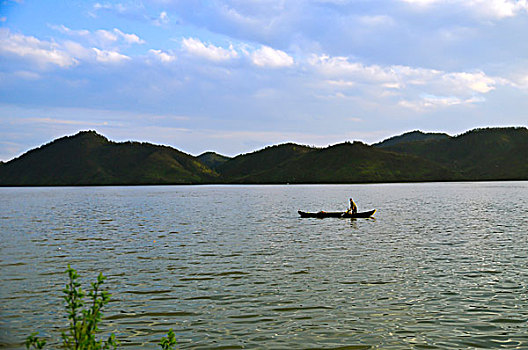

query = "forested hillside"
(0, 127), (526, 185)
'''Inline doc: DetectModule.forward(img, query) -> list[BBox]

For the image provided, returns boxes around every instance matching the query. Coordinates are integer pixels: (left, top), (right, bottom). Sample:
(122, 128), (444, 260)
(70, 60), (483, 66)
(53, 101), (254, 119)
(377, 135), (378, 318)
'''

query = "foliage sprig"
(26, 265), (176, 349)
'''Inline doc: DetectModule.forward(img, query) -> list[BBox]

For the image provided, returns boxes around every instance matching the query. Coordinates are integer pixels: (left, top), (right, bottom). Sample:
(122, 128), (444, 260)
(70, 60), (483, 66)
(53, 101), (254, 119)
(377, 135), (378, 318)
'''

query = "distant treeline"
(0, 127), (527, 186)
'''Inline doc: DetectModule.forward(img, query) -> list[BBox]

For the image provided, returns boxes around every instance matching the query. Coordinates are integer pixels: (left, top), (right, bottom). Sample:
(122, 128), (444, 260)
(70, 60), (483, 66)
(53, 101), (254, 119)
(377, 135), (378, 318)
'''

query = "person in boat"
(347, 198), (357, 215)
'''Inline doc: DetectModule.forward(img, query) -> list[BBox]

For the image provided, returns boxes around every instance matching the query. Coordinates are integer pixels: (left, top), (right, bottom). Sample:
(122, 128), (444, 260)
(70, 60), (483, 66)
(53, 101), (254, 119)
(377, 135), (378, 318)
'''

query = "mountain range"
(0, 127), (526, 186)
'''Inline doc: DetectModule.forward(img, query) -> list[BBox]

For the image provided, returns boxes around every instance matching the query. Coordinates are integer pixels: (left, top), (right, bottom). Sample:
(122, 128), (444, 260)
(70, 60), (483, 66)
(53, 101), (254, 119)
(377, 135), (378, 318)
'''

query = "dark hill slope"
(1, 127), (526, 186)
(220, 142), (457, 183)
(197, 152), (231, 170)
(374, 130), (451, 148)
(217, 143), (315, 179)
(383, 127), (528, 180)
(0, 131), (218, 185)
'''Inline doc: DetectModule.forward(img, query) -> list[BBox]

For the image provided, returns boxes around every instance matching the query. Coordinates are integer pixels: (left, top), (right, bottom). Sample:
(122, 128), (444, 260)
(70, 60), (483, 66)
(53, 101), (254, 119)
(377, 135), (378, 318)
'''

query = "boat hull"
(298, 209), (376, 218)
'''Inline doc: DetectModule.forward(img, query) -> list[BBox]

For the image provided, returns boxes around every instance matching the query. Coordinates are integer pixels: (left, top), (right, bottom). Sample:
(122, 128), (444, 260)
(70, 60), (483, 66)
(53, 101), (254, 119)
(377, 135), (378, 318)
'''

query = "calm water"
(1, 183), (528, 349)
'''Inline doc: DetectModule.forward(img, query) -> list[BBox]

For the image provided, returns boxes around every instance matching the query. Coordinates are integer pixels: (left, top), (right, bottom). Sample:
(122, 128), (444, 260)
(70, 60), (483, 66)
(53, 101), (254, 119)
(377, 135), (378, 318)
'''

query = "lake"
(1, 182), (528, 349)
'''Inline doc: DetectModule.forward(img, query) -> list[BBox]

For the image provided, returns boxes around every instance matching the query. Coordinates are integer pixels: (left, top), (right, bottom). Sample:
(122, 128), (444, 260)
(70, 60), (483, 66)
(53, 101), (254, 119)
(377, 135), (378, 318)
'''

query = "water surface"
(1, 183), (528, 348)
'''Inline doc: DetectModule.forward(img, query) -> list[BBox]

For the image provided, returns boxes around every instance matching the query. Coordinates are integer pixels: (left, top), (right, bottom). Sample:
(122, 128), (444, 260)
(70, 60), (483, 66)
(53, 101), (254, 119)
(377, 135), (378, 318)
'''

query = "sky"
(1, 0), (528, 161)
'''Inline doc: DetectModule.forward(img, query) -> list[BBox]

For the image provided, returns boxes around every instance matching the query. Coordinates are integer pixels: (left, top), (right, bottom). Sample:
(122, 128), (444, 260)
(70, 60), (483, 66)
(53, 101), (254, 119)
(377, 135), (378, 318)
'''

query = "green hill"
(197, 152), (231, 170)
(374, 130), (451, 148)
(0, 131), (218, 185)
(382, 127), (528, 180)
(216, 143), (315, 180)
(0, 127), (526, 186)
(219, 141), (456, 183)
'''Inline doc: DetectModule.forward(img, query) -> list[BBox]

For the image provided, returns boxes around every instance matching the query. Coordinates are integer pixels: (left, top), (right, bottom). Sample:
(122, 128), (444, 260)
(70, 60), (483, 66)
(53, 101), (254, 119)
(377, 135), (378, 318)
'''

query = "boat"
(298, 209), (376, 218)
(342, 209), (376, 218)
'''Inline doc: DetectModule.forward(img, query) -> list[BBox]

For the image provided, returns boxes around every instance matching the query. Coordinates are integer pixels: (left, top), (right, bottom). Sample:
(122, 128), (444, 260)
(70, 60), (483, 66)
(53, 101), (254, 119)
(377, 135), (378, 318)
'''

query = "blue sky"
(1, 0), (527, 161)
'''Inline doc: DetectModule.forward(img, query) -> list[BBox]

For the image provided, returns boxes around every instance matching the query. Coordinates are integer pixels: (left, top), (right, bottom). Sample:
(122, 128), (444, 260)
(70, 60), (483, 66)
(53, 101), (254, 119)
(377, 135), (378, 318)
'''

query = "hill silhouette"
(0, 131), (217, 185)
(373, 130), (451, 148)
(216, 143), (315, 180)
(0, 127), (526, 185)
(382, 127), (528, 180)
(221, 141), (456, 183)
(197, 152), (231, 170)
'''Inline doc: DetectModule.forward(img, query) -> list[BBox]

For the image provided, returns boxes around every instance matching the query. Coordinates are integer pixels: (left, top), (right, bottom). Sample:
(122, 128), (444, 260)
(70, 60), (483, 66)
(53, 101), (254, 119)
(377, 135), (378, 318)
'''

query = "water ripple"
(1, 183), (528, 349)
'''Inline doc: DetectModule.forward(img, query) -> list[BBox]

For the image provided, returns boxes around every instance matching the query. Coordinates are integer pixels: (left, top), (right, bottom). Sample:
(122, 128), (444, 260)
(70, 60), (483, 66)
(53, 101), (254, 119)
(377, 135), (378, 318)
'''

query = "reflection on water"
(1, 182), (528, 348)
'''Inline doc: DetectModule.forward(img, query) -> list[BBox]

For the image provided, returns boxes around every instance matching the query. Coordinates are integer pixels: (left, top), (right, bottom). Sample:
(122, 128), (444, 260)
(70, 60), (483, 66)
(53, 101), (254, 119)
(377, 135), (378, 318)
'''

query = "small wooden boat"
(298, 209), (376, 219)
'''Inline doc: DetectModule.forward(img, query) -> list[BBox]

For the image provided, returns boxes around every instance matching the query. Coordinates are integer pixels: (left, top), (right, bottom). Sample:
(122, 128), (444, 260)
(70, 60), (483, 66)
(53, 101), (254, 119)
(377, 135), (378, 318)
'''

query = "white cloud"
(442, 71), (496, 93)
(96, 29), (119, 42)
(112, 28), (145, 44)
(398, 94), (485, 111)
(310, 54), (409, 84)
(5, 26), (139, 66)
(467, 0), (528, 18)
(217, 3), (268, 30)
(181, 37), (238, 61)
(508, 72), (528, 89)
(250, 45), (294, 68)
(309, 53), (507, 111)
(149, 49), (176, 63)
(93, 2), (128, 15)
(93, 28), (145, 45)
(50, 24), (91, 37)
(51, 25), (145, 46)
(62, 40), (92, 59)
(310, 54), (500, 97)
(92, 48), (131, 63)
(153, 11), (169, 26)
(0, 28), (135, 69)
(93, 3), (111, 11)
(383, 82), (401, 89)
(400, 0), (528, 19)
(326, 80), (356, 88)
(400, 0), (439, 5)
(0, 28), (78, 68)
(63, 40), (130, 65)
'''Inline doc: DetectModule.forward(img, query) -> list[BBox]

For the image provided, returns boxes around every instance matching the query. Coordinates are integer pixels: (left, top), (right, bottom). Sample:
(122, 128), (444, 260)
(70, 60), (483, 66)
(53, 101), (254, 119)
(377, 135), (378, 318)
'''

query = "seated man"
(347, 198), (357, 214)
